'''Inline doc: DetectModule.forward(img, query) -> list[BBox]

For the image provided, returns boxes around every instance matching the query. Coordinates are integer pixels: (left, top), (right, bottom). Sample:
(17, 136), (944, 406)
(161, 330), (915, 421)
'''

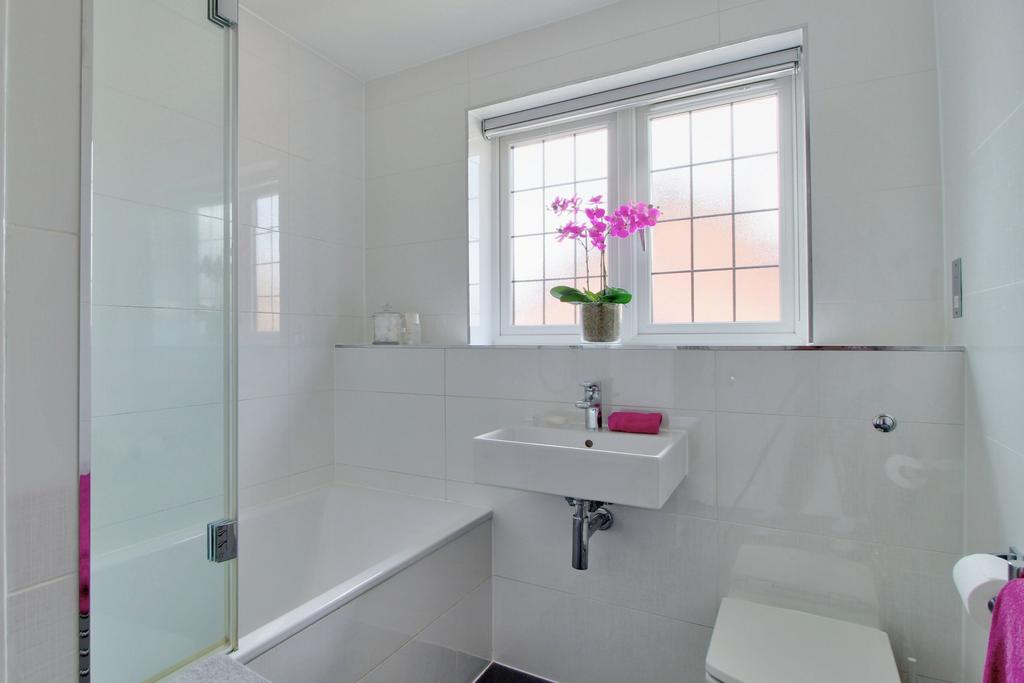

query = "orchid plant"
(548, 195), (660, 305)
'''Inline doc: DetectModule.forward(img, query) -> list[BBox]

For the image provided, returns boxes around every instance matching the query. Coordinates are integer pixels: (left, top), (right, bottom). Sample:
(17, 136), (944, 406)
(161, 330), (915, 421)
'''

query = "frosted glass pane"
(651, 113), (690, 170)
(693, 216), (733, 270)
(694, 270), (734, 322)
(733, 96), (778, 157)
(512, 235), (544, 281)
(578, 246), (604, 281)
(652, 273), (692, 323)
(545, 235), (575, 279)
(736, 267), (780, 321)
(469, 284), (481, 327)
(576, 179), (607, 207)
(735, 211), (779, 267)
(545, 280), (576, 324)
(513, 189), (544, 235)
(651, 220), (691, 273)
(575, 129), (607, 180)
(514, 281), (544, 325)
(691, 104), (732, 163)
(692, 161), (732, 217)
(544, 184), (574, 233)
(544, 136), (574, 186)
(734, 154), (778, 212)
(651, 168), (691, 220)
(513, 142), (543, 189)
(468, 244), (480, 283)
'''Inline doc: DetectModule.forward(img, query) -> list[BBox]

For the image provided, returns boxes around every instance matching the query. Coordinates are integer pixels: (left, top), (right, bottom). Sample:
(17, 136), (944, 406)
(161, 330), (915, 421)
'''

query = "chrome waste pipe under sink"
(566, 498), (613, 570)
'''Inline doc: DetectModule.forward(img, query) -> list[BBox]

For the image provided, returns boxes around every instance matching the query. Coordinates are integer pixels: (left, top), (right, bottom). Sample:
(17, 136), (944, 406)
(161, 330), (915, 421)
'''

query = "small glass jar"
(580, 302), (621, 345)
(401, 313), (421, 345)
(372, 304), (404, 344)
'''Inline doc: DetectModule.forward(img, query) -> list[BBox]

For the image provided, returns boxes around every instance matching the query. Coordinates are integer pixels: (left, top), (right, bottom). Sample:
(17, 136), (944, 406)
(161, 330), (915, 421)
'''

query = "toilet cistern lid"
(705, 598), (901, 683)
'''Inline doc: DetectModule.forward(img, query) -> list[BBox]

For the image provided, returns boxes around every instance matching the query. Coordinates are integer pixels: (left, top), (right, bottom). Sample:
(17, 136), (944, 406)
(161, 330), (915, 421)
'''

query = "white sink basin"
(472, 424), (688, 509)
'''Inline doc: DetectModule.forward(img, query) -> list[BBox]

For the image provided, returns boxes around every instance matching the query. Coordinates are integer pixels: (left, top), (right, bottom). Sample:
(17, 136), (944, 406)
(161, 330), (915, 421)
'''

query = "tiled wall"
(335, 346), (965, 682)
(935, 1), (1024, 679)
(363, 0), (946, 345)
(3, 0), (83, 680)
(236, 9), (365, 506)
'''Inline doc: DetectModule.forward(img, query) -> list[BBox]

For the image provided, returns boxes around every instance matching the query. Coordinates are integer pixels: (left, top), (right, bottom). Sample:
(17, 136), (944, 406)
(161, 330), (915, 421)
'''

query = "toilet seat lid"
(705, 598), (900, 683)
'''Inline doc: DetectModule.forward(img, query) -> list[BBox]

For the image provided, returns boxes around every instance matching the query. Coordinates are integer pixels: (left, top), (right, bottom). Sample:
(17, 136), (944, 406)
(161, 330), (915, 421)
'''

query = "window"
(478, 45), (808, 344)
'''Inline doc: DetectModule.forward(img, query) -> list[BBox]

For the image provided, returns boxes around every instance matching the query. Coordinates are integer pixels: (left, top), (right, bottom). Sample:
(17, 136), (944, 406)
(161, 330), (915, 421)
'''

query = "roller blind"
(481, 47), (801, 139)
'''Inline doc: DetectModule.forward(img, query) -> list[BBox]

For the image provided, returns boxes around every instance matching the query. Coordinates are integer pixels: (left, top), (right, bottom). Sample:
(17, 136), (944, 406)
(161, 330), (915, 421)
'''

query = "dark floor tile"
(475, 663), (556, 683)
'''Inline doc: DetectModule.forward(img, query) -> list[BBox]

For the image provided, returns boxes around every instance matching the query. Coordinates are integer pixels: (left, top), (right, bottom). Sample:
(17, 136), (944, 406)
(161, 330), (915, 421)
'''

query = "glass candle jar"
(372, 304), (404, 344)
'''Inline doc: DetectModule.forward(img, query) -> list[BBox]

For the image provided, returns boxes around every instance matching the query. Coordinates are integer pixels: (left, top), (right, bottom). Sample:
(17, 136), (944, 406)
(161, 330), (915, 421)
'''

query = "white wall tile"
(289, 391), (334, 474)
(5, 227), (80, 590)
(366, 52), (469, 110)
(335, 391), (445, 477)
(365, 85), (468, 178)
(493, 577), (712, 683)
(239, 395), (293, 488)
(7, 576), (79, 682)
(445, 348), (576, 402)
(717, 413), (963, 553)
(5, 0), (81, 234)
(365, 163), (467, 248)
(336, 347), (445, 395)
(239, 312), (289, 400)
(288, 315), (337, 395)
(720, 0), (936, 90)
(715, 350), (819, 416)
(335, 464), (446, 501)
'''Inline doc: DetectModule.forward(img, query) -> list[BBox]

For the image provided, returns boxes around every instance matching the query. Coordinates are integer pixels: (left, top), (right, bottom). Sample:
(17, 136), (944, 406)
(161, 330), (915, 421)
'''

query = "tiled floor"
(475, 663), (557, 683)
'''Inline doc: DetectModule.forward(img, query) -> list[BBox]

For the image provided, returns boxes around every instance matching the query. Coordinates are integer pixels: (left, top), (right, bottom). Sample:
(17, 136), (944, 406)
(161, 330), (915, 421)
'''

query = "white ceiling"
(241, 0), (622, 81)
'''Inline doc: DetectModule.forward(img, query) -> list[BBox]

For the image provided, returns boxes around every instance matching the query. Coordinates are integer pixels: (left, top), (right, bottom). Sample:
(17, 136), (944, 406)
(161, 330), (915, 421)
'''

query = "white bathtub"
(234, 483), (493, 683)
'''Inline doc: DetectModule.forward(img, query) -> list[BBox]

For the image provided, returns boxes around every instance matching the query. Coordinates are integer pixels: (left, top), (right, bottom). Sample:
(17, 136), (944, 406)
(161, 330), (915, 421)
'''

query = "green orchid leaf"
(598, 287), (633, 304)
(549, 285), (592, 303)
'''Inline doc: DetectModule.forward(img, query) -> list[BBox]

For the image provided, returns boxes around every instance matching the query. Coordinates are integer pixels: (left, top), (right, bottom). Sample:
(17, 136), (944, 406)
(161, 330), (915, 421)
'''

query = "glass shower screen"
(82, 0), (238, 680)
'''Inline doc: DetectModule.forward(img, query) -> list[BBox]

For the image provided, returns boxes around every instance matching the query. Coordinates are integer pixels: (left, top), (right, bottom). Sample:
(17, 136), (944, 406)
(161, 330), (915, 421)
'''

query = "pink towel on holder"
(607, 411), (663, 434)
(985, 578), (1024, 683)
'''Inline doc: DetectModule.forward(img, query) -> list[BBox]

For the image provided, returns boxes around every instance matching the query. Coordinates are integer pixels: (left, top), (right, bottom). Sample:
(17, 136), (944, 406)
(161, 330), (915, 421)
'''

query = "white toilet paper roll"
(953, 553), (1010, 627)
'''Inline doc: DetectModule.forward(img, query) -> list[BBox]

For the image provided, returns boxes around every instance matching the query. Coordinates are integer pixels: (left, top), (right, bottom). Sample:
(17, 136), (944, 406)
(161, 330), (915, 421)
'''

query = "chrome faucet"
(575, 382), (602, 431)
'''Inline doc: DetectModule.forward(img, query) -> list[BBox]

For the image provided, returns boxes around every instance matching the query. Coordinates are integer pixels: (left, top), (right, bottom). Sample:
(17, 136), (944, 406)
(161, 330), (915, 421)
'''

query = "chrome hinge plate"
(208, 0), (238, 27)
(207, 519), (238, 562)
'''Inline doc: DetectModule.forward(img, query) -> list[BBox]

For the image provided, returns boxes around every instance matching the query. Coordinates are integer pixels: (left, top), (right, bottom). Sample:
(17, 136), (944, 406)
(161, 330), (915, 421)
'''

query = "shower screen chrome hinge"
(208, 0), (238, 27)
(207, 519), (238, 562)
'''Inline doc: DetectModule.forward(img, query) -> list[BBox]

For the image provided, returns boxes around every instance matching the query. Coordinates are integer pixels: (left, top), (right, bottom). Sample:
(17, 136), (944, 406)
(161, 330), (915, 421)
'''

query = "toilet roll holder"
(988, 547), (1024, 613)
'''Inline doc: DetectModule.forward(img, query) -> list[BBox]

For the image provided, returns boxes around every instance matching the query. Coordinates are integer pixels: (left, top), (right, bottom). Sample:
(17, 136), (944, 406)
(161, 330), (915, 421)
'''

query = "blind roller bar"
(482, 47), (800, 139)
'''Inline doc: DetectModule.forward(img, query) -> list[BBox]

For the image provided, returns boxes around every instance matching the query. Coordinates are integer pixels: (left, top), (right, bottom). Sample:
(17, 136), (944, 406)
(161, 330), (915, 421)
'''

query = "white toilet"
(705, 598), (901, 683)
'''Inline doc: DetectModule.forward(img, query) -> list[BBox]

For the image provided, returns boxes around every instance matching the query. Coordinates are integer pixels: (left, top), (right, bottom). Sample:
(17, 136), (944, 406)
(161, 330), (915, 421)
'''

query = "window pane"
(652, 273), (692, 323)
(577, 276), (603, 295)
(651, 113), (690, 170)
(733, 96), (778, 157)
(578, 245), (604, 281)
(512, 235), (544, 281)
(575, 129), (607, 180)
(692, 161), (732, 217)
(513, 189), (544, 235)
(691, 104), (732, 163)
(734, 154), (778, 212)
(736, 267), (780, 321)
(545, 235), (576, 279)
(468, 244), (480, 283)
(544, 136), (574, 186)
(545, 279), (576, 325)
(693, 216), (733, 270)
(651, 220), (691, 273)
(575, 179), (607, 208)
(513, 281), (544, 325)
(651, 168), (691, 220)
(735, 211), (779, 267)
(512, 142), (542, 189)
(544, 184), (575, 233)
(469, 284), (481, 327)
(693, 270), (733, 322)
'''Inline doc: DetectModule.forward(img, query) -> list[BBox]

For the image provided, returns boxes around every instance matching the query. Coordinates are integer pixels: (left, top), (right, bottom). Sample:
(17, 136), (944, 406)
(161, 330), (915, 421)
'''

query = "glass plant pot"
(580, 302), (622, 345)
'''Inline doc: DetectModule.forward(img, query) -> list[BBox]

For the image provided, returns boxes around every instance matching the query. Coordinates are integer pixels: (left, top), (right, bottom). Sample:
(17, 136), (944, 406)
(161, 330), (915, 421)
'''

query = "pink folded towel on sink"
(608, 411), (663, 434)
(985, 578), (1024, 683)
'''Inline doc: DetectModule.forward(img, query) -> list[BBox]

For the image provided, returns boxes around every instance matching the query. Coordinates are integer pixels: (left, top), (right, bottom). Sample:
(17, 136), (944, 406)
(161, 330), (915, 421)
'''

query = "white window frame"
(490, 70), (809, 346)
(495, 114), (620, 343)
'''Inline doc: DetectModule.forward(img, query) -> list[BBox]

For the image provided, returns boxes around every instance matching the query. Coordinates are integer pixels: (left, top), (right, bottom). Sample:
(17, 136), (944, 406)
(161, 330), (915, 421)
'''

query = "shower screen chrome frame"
(78, 3), (240, 679)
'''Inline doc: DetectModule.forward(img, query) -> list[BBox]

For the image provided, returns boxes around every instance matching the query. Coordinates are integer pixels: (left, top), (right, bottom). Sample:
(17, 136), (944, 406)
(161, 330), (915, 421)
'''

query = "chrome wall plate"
(952, 258), (963, 319)
(207, 519), (238, 562)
